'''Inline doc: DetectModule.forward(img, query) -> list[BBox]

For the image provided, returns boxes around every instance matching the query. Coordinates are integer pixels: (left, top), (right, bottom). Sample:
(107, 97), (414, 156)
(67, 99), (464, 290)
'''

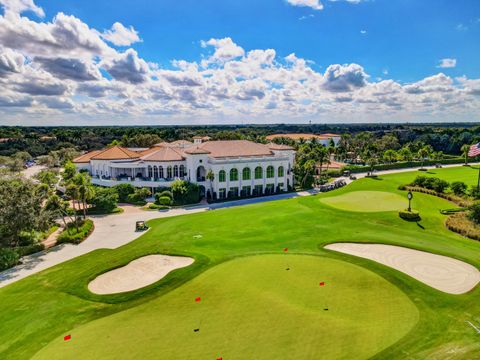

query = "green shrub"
(157, 190), (173, 199)
(88, 188), (118, 213)
(156, 196), (172, 206)
(431, 178), (449, 193)
(0, 248), (20, 271)
(468, 186), (480, 199)
(411, 176), (427, 187)
(148, 203), (169, 210)
(468, 204), (480, 224)
(171, 180), (200, 205)
(399, 209), (421, 221)
(450, 181), (467, 196)
(16, 243), (45, 257)
(112, 183), (135, 202)
(57, 220), (94, 245)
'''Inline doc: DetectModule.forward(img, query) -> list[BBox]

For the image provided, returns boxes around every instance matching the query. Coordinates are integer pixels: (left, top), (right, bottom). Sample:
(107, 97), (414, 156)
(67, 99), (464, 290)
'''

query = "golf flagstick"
(284, 247), (289, 270)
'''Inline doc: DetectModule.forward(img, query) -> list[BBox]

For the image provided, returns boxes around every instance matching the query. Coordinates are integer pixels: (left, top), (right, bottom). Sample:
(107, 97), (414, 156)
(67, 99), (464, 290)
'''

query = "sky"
(0, 0), (479, 126)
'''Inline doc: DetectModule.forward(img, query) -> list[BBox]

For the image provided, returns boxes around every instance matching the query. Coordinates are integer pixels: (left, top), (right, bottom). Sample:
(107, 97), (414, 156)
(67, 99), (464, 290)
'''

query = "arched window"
(278, 166), (284, 177)
(266, 166), (274, 178)
(219, 170), (226, 182)
(174, 165), (179, 177)
(255, 166), (263, 179)
(179, 165), (185, 177)
(167, 166), (173, 179)
(153, 166), (159, 179)
(230, 168), (238, 181)
(159, 166), (164, 179)
(148, 165), (153, 178)
(242, 167), (251, 181)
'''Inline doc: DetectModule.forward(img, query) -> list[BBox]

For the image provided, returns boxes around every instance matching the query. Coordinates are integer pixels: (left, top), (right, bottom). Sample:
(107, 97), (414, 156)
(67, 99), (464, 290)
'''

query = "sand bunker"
(88, 255), (194, 295)
(325, 243), (480, 294)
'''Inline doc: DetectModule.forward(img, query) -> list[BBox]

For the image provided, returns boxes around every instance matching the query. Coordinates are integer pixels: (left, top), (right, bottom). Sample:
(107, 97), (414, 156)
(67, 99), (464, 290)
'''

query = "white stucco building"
(73, 139), (295, 199)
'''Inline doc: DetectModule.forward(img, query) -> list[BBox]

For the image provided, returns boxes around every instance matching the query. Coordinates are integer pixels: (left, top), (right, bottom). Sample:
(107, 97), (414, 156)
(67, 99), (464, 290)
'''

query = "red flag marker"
(283, 247), (288, 252)
(64, 334), (71, 341)
(195, 297), (201, 302)
(216, 358), (223, 360)
(319, 282), (325, 286)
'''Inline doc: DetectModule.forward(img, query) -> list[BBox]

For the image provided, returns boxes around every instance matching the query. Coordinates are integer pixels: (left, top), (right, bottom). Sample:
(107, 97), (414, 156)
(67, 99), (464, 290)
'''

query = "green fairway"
(389, 165), (480, 187)
(320, 191), (407, 212)
(1, 165), (480, 359)
(33, 255), (418, 360)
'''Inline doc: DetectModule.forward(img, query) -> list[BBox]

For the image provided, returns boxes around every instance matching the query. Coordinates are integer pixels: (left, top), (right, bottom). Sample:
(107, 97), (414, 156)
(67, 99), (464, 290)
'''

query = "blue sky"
(0, 0), (479, 125)
(38, 0), (480, 81)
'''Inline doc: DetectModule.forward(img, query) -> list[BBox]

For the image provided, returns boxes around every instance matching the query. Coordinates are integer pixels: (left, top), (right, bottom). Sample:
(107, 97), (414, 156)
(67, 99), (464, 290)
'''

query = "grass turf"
(1, 165), (480, 359)
(32, 255), (418, 360)
(320, 191), (407, 212)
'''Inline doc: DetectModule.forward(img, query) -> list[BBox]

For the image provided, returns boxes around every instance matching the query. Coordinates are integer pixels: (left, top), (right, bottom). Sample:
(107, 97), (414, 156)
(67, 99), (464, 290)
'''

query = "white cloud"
(360, 30), (367, 34)
(0, 0), (44, 17)
(101, 49), (150, 84)
(0, 47), (24, 74)
(102, 22), (141, 47)
(286, 0), (323, 11)
(437, 58), (457, 68)
(201, 37), (245, 64)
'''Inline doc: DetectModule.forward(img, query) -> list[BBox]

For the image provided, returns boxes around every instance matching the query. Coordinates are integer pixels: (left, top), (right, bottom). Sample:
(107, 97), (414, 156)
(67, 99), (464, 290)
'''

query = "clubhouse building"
(73, 139), (295, 199)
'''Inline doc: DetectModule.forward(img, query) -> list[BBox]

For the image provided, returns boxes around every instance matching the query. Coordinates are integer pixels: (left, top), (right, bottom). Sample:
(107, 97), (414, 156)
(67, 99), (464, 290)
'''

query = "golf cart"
(135, 221), (149, 231)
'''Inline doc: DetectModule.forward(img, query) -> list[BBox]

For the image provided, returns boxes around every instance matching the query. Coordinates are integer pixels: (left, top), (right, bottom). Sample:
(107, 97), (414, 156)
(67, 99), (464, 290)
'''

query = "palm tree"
(315, 145), (329, 184)
(73, 173), (95, 219)
(206, 170), (215, 199)
(461, 144), (470, 165)
(417, 146), (430, 169)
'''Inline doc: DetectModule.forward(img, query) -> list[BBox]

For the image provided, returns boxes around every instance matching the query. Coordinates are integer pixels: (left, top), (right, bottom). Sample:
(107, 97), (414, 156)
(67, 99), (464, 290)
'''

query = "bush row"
(446, 213), (480, 241)
(403, 186), (472, 208)
(344, 158), (465, 173)
(57, 219), (94, 245)
(398, 209), (421, 221)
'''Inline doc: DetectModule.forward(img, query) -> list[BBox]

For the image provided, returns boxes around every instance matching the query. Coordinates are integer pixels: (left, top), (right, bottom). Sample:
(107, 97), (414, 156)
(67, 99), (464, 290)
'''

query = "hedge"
(16, 243), (45, 257)
(403, 186), (473, 208)
(57, 219), (94, 245)
(344, 158), (465, 174)
(399, 209), (421, 221)
(0, 248), (20, 271)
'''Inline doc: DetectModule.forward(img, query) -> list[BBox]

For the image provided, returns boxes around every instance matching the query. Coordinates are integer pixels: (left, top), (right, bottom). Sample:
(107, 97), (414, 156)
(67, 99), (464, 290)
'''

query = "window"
(277, 183), (284, 192)
(174, 165), (179, 177)
(219, 170), (226, 182)
(254, 184), (263, 195)
(167, 166), (173, 179)
(265, 183), (275, 194)
(278, 166), (284, 177)
(230, 168), (238, 181)
(153, 166), (159, 179)
(219, 188), (226, 199)
(179, 165), (185, 177)
(241, 186), (251, 197)
(148, 166), (153, 178)
(159, 166), (164, 179)
(266, 166), (274, 178)
(228, 187), (239, 198)
(242, 167), (251, 180)
(254, 166), (263, 179)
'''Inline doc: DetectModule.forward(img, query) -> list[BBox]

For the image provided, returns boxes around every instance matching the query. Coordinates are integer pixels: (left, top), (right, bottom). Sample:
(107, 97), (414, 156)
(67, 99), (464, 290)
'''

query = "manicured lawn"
(392, 165), (480, 187)
(32, 255), (418, 360)
(1, 165), (480, 359)
(320, 191), (407, 212)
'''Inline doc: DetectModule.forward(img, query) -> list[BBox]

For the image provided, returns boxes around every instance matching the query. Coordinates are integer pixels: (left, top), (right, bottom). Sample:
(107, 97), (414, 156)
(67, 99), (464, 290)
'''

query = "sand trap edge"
(88, 254), (194, 295)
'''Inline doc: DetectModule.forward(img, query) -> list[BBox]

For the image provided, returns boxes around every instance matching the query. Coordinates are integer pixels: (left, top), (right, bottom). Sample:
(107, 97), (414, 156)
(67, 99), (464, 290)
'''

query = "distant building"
(73, 139), (295, 200)
(266, 133), (341, 146)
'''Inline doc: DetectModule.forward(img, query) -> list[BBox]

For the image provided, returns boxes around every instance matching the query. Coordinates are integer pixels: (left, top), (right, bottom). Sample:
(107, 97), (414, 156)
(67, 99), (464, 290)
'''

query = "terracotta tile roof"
(91, 146), (140, 160)
(192, 136), (211, 140)
(152, 142), (170, 147)
(265, 133), (340, 141)
(73, 150), (102, 163)
(183, 147), (211, 155)
(318, 160), (346, 170)
(187, 140), (273, 158)
(140, 147), (185, 162)
(268, 143), (295, 150)
(170, 140), (193, 146)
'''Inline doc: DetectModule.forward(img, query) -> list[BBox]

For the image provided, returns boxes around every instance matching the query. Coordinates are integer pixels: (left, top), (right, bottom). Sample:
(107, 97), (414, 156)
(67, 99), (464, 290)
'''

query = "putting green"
(321, 191), (407, 212)
(33, 255), (418, 360)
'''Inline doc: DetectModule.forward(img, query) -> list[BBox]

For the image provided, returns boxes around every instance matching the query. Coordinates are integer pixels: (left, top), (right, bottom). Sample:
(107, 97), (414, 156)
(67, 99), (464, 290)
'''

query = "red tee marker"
(216, 358), (223, 360)
(283, 247), (288, 252)
(319, 282), (325, 286)
(64, 335), (71, 341)
(195, 297), (201, 302)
